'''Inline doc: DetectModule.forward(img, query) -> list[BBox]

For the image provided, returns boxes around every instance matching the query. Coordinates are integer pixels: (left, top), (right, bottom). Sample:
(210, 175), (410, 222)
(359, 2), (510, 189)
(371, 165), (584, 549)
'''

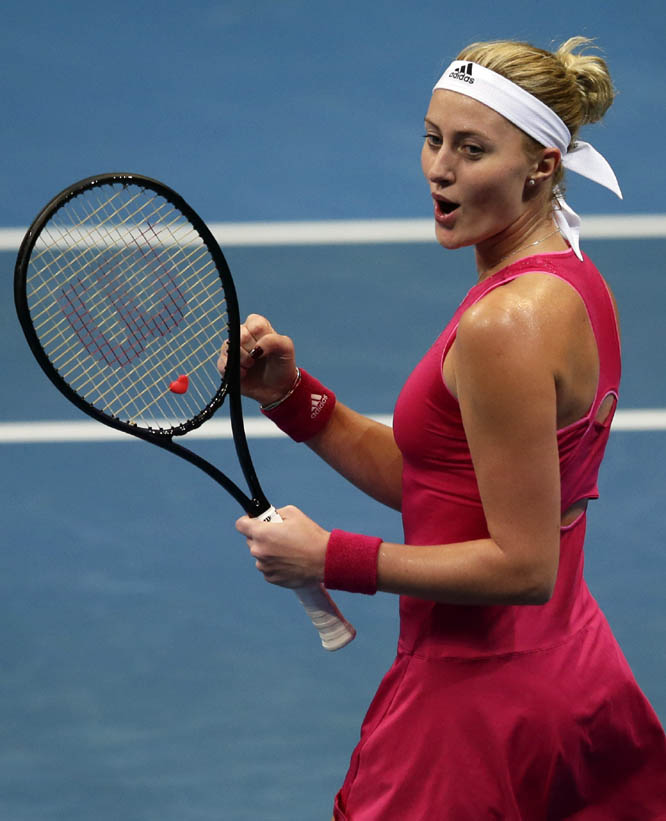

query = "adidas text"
(310, 393), (328, 419)
(449, 63), (474, 84)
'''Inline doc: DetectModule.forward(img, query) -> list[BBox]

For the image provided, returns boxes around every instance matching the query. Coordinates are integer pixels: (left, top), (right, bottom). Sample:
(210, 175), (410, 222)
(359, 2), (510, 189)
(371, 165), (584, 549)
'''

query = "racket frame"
(14, 172), (269, 516)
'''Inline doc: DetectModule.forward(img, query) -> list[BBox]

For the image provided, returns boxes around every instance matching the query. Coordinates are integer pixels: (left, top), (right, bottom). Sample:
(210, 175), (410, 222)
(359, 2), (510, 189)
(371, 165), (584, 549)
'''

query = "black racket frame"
(14, 172), (271, 517)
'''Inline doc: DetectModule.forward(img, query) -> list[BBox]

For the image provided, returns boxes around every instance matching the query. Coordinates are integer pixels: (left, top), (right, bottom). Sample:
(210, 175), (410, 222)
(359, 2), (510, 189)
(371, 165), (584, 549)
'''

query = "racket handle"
(258, 506), (357, 651)
(292, 584), (357, 651)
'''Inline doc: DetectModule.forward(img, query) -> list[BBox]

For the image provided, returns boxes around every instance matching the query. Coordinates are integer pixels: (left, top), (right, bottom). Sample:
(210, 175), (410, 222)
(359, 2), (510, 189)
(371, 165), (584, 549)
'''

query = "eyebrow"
(424, 118), (492, 141)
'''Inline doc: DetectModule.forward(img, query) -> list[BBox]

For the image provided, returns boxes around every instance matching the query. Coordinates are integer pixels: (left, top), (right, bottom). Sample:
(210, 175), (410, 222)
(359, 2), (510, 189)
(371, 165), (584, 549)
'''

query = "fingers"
(235, 507), (328, 589)
(236, 509), (286, 581)
(217, 313), (298, 406)
(239, 325), (280, 371)
(239, 313), (276, 363)
(235, 505), (292, 541)
(217, 314), (273, 374)
(244, 312), (276, 340)
(235, 512), (259, 539)
(217, 314), (293, 374)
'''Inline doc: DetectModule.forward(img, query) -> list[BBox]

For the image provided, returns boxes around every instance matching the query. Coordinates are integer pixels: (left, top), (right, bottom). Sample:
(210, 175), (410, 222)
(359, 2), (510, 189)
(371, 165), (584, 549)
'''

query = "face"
(421, 90), (536, 252)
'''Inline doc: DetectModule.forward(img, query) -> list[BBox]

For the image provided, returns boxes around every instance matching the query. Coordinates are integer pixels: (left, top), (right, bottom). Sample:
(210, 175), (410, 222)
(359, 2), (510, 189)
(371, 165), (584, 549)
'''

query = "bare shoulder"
(451, 273), (603, 427)
(457, 273), (589, 355)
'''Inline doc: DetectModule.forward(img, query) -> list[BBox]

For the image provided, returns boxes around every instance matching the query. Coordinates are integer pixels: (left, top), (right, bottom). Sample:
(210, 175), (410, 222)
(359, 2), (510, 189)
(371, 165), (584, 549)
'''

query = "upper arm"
(452, 289), (562, 595)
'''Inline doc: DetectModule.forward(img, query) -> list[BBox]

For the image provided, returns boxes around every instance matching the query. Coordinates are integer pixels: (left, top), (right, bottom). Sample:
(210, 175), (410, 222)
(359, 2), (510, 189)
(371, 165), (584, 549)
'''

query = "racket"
(14, 171), (355, 651)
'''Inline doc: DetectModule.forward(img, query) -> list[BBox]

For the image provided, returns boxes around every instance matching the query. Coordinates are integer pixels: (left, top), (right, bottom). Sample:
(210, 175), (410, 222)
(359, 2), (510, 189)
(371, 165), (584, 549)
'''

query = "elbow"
(520, 582), (554, 606)
(507, 555), (557, 606)
(492, 534), (558, 606)
(514, 567), (557, 605)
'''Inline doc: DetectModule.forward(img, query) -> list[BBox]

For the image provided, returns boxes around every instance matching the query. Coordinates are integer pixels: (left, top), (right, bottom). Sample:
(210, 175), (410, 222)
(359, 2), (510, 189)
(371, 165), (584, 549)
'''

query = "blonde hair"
(456, 37), (616, 189)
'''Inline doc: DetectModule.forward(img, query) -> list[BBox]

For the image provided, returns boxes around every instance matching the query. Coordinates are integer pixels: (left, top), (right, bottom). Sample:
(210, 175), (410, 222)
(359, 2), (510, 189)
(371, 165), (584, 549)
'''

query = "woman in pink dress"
(221, 36), (666, 819)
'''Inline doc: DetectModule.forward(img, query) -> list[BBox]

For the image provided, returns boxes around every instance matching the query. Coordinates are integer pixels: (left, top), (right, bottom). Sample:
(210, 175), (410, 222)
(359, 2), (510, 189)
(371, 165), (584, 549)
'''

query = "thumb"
(235, 514), (256, 538)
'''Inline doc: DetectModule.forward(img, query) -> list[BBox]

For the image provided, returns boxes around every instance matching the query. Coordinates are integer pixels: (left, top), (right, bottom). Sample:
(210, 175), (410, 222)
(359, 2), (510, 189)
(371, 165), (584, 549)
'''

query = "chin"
(434, 226), (468, 251)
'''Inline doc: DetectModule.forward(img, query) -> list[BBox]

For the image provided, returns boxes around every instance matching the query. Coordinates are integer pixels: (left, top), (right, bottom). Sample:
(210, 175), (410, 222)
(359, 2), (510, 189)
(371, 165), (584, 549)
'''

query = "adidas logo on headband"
(449, 62), (475, 84)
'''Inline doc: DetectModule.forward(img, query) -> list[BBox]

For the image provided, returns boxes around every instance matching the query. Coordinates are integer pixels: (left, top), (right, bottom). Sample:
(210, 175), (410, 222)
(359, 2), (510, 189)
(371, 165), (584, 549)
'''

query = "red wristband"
(261, 368), (336, 442)
(324, 530), (382, 595)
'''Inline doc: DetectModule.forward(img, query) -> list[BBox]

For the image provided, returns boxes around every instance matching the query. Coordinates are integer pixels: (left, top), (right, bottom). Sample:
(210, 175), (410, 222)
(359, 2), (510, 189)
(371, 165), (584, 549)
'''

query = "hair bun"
(555, 37), (615, 125)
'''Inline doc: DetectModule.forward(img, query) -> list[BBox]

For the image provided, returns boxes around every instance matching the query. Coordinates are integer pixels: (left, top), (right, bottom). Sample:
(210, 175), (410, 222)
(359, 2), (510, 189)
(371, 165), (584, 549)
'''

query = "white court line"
(1, 214), (666, 250)
(0, 410), (665, 444)
(208, 214), (666, 245)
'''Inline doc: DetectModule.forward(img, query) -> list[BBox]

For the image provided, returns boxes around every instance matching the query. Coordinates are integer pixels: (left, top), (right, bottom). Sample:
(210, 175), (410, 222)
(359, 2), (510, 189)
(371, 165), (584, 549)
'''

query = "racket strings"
(50, 260), (225, 423)
(73, 211), (226, 423)
(47, 271), (225, 410)
(36, 233), (213, 364)
(92, 307), (228, 419)
(77, 204), (228, 420)
(33, 194), (210, 420)
(34, 210), (205, 422)
(46, 239), (226, 426)
(25, 182), (230, 430)
(29, 193), (177, 335)
(114, 313), (230, 421)
(31, 195), (189, 329)
(27, 189), (168, 309)
(42, 213), (219, 376)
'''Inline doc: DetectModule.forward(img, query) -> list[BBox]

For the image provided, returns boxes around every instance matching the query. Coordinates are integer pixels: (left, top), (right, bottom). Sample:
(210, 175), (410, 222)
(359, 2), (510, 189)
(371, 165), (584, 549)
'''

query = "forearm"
(254, 363), (403, 509)
(306, 403), (403, 511)
(241, 506), (557, 607)
(376, 538), (555, 605)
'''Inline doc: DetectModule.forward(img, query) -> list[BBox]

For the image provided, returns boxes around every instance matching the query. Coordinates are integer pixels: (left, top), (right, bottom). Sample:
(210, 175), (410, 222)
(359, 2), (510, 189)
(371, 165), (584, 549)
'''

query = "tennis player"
(222, 37), (666, 818)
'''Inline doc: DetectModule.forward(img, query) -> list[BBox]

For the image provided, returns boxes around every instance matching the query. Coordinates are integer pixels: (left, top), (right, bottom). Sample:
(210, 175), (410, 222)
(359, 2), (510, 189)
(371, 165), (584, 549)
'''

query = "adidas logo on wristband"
(310, 392), (328, 419)
(262, 370), (335, 442)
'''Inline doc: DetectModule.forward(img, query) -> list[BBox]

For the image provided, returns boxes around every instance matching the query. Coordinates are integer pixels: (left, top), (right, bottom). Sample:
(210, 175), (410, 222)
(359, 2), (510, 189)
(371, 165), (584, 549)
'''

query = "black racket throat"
(158, 435), (272, 518)
(166, 387), (273, 518)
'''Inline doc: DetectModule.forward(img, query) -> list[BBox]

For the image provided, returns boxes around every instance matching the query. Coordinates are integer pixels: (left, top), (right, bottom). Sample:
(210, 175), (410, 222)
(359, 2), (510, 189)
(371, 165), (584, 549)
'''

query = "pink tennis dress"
(334, 250), (666, 819)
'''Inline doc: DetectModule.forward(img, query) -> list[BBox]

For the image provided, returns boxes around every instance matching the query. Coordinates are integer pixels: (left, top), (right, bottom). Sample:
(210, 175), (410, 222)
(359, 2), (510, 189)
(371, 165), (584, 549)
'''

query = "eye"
(423, 132), (442, 148)
(461, 143), (484, 157)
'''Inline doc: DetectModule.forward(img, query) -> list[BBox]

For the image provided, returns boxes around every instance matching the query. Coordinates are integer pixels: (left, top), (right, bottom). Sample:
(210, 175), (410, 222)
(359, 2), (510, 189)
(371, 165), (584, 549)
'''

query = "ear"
(528, 147), (561, 186)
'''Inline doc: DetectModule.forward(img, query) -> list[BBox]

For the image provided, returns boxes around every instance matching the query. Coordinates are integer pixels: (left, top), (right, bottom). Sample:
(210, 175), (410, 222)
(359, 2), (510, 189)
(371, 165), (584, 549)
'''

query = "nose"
(423, 145), (455, 186)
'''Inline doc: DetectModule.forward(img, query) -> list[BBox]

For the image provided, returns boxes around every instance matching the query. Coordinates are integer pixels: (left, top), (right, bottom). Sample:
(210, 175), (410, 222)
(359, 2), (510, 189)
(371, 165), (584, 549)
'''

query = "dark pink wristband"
(261, 368), (336, 442)
(324, 530), (382, 595)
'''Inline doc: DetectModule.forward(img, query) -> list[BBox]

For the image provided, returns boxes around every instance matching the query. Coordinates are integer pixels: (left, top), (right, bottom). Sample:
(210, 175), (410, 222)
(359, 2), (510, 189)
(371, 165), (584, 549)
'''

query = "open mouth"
(434, 197), (460, 218)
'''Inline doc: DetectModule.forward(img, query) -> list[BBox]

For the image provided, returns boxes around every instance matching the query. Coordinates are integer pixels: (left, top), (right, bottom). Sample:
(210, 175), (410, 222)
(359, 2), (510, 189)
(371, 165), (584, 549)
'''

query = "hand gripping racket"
(14, 172), (355, 651)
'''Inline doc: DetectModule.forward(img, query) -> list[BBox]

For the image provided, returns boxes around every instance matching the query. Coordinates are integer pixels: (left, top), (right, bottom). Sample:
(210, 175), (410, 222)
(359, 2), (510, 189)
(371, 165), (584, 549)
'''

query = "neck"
(475, 210), (567, 281)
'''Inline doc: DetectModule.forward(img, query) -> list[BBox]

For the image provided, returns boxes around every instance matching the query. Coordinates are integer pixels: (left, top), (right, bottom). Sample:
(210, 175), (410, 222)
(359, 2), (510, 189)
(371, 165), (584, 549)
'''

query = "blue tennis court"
(1, 1), (665, 818)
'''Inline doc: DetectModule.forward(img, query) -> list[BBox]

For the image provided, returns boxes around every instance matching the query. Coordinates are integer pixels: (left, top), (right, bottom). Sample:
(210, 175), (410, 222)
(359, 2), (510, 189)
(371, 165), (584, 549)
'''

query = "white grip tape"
(258, 506), (356, 651)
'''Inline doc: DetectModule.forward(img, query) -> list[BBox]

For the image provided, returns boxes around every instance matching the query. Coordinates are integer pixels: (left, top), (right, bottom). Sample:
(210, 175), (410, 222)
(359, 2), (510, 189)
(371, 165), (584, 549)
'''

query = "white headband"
(433, 60), (622, 260)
